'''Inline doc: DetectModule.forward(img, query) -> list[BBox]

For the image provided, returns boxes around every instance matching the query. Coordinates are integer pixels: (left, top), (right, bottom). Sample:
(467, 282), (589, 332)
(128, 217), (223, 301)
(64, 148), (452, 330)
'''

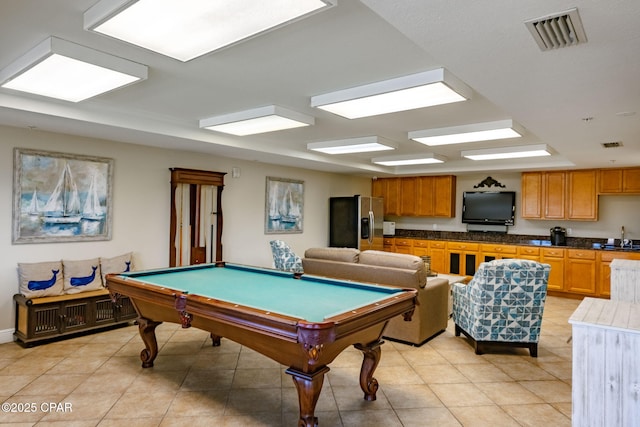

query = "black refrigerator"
(329, 196), (384, 250)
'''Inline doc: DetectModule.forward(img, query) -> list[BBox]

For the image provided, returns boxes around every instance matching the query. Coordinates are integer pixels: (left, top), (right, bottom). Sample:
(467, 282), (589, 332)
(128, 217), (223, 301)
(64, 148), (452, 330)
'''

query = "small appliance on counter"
(550, 226), (567, 246)
(383, 221), (396, 236)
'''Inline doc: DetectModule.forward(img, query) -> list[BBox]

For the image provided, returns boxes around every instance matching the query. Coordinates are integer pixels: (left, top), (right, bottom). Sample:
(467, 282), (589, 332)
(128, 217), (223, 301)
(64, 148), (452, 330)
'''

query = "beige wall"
(0, 125), (371, 336)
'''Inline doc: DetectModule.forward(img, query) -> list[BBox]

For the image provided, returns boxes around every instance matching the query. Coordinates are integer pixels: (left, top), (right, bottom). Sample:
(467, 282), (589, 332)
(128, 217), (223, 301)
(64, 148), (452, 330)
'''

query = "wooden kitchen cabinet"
(447, 241), (479, 276)
(414, 175), (456, 217)
(517, 246), (540, 261)
(373, 175), (455, 218)
(428, 241), (447, 274)
(541, 247), (566, 292)
(597, 250), (640, 297)
(480, 243), (517, 262)
(521, 171), (565, 219)
(372, 177), (401, 215)
(383, 237), (395, 252)
(598, 168), (623, 193)
(411, 239), (429, 257)
(567, 170), (598, 220)
(433, 175), (456, 217)
(598, 167), (640, 194)
(400, 177), (418, 216)
(393, 237), (413, 254)
(416, 177), (435, 216)
(565, 249), (597, 295)
(544, 171), (566, 219)
(521, 170), (597, 220)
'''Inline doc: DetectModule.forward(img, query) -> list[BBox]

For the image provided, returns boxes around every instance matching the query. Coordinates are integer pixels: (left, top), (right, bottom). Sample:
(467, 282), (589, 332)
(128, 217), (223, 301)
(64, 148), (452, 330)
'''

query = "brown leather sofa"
(302, 248), (449, 346)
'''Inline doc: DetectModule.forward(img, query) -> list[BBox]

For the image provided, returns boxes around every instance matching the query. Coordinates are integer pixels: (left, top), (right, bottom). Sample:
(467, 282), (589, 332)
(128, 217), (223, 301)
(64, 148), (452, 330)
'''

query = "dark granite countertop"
(390, 229), (640, 252)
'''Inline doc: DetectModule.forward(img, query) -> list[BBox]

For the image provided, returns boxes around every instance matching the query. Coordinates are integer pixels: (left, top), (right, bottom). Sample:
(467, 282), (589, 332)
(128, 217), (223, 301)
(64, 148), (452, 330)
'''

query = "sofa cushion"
(360, 250), (423, 269)
(304, 247), (360, 263)
(18, 261), (64, 298)
(359, 250), (427, 287)
(63, 258), (103, 294)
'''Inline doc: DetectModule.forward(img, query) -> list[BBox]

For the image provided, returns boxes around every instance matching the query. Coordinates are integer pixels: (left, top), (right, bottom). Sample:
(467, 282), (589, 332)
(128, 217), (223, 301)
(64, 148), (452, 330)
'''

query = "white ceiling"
(1, 0), (639, 177)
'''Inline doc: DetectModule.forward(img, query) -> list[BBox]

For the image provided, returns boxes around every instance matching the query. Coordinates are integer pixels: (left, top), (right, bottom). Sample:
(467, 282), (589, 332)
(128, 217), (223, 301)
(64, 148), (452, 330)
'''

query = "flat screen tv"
(462, 191), (515, 226)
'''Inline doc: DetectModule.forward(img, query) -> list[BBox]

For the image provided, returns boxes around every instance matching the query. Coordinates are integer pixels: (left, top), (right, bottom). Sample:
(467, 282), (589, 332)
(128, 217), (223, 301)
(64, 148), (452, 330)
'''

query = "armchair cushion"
(269, 240), (304, 273)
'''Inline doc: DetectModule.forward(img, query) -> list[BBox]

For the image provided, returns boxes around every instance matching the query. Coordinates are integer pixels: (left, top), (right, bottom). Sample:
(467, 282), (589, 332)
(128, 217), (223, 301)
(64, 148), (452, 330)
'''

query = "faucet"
(621, 225), (625, 248)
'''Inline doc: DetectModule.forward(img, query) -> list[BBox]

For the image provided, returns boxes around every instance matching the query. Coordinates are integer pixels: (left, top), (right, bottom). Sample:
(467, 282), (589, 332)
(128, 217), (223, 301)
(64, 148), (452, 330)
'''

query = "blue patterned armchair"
(452, 259), (550, 357)
(269, 240), (304, 273)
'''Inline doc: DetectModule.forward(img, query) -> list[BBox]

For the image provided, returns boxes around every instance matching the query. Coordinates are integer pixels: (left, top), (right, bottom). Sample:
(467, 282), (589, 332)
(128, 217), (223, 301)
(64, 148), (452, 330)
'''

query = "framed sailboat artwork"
(265, 176), (304, 234)
(12, 148), (114, 244)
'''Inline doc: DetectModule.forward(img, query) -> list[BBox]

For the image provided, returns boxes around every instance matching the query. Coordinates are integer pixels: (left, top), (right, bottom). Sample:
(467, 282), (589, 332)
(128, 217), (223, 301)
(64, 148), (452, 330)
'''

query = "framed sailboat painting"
(265, 176), (304, 234)
(12, 148), (114, 244)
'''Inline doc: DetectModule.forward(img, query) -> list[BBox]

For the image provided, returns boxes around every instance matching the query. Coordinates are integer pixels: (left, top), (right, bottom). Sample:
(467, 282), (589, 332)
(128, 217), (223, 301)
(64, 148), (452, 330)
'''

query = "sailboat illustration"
(41, 163), (82, 224)
(27, 189), (42, 216)
(268, 183), (281, 221)
(82, 173), (104, 221)
(281, 188), (300, 223)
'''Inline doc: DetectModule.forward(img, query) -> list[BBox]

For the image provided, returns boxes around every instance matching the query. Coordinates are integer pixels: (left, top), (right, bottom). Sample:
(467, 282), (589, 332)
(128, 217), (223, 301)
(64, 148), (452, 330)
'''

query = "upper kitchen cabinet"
(373, 177), (401, 215)
(521, 171), (565, 219)
(598, 167), (640, 194)
(567, 170), (598, 220)
(400, 177), (418, 216)
(373, 176), (456, 218)
(521, 170), (598, 221)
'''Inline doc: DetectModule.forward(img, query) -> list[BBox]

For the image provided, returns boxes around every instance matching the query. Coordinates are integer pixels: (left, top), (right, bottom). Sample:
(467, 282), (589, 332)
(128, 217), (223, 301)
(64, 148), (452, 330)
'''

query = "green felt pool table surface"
(117, 263), (407, 322)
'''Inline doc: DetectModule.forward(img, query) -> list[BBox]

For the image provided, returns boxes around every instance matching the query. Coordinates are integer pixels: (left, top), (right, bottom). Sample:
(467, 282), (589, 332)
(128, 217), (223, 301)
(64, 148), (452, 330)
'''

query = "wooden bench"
(13, 288), (137, 347)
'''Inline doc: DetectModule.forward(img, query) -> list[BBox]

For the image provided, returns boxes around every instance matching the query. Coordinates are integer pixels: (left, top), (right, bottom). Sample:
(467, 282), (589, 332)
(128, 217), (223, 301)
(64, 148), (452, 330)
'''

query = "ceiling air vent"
(525, 8), (587, 51)
(602, 141), (623, 149)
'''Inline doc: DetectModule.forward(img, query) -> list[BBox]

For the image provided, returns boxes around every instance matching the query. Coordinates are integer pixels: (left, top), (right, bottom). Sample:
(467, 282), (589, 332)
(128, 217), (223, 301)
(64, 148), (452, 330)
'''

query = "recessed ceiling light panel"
(372, 153), (446, 166)
(311, 68), (471, 119)
(462, 144), (551, 160)
(409, 120), (523, 146)
(307, 136), (397, 154)
(0, 37), (147, 102)
(85, 0), (336, 61)
(200, 105), (314, 136)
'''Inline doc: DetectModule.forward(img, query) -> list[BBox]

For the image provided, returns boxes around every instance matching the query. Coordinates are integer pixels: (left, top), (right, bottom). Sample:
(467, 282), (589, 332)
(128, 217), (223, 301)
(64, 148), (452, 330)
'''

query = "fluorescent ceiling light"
(200, 105), (314, 136)
(307, 136), (397, 154)
(310, 68), (471, 119)
(372, 153), (446, 166)
(409, 119), (523, 146)
(0, 37), (147, 102)
(85, 0), (336, 62)
(462, 144), (551, 161)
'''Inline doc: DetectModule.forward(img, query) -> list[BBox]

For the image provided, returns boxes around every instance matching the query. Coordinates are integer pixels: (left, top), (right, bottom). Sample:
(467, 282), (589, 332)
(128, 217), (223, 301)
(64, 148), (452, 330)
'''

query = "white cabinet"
(569, 298), (640, 426)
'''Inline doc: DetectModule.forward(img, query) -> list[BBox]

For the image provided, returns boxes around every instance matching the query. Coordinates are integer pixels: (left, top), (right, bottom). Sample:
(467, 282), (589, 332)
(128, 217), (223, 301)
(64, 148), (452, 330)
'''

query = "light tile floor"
(0, 296), (580, 426)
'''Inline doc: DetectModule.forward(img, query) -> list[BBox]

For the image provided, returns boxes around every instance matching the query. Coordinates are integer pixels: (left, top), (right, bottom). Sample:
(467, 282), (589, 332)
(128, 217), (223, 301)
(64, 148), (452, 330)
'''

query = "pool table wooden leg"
(354, 340), (383, 401)
(286, 366), (330, 427)
(137, 317), (162, 368)
(210, 333), (221, 346)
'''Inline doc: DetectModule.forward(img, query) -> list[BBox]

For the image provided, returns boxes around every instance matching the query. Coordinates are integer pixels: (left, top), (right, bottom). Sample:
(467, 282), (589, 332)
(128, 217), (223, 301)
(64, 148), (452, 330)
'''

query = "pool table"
(106, 262), (417, 427)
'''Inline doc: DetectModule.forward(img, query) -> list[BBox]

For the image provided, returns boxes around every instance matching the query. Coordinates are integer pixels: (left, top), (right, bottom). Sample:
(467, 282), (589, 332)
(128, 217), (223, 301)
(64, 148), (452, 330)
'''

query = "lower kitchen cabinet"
(597, 250), (640, 297)
(565, 249), (597, 295)
(447, 242), (479, 276)
(541, 247), (566, 292)
(480, 243), (518, 262)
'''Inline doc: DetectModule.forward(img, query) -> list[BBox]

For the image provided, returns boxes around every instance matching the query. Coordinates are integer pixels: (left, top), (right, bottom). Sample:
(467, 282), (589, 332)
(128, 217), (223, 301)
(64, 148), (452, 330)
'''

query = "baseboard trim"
(0, 328), (15, 344)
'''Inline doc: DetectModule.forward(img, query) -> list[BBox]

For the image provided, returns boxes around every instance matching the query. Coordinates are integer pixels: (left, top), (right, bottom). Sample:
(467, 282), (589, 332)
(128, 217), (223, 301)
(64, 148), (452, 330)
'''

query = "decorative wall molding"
(474, 176), (506, 188)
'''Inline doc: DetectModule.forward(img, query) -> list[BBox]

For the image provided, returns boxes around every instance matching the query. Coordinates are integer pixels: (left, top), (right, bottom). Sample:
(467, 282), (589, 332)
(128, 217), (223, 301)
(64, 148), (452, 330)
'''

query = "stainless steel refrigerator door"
(359, 197), (384, 251)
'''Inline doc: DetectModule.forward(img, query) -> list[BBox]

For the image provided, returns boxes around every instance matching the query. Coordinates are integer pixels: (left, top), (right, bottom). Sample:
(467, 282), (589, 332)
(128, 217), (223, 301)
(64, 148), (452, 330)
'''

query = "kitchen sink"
(603, 244), (640, 251)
